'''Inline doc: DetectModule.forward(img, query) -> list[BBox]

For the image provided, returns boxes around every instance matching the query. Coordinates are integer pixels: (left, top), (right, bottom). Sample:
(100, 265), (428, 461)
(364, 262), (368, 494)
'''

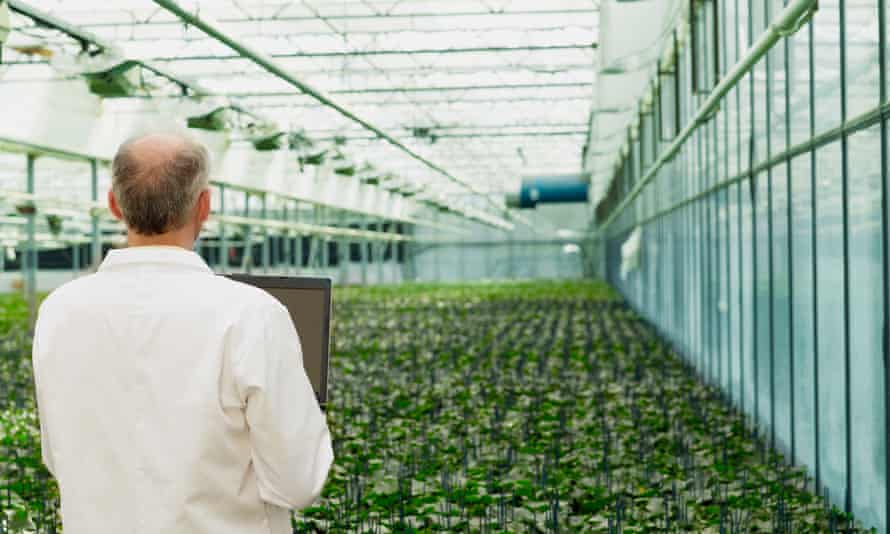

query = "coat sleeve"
(233, 300), (333, 510)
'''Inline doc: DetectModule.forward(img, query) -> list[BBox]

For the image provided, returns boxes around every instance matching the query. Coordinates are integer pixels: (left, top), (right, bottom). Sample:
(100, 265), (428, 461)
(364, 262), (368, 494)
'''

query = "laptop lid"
(224, 275), (331, 407)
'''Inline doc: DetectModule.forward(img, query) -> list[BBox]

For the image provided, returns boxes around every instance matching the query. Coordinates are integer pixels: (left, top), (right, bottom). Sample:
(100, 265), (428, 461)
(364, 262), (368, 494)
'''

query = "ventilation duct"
(505, 174), (590, 209)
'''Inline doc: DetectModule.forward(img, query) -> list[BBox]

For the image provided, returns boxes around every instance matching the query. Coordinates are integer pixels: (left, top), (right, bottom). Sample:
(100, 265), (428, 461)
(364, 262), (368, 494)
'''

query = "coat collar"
(99, 246), (213, 274)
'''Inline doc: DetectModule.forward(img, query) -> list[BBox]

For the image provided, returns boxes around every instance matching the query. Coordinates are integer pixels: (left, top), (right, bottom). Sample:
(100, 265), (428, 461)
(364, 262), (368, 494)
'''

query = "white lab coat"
(32, 246), (333, 534)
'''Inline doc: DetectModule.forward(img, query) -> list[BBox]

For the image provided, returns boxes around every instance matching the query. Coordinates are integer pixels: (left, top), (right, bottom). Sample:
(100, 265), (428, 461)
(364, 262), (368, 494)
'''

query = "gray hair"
(111, 133), (210, 236)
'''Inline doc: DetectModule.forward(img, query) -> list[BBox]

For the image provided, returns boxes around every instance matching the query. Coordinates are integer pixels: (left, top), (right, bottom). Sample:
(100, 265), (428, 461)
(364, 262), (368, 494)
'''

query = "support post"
(361, 217), (369, 286)
(25, 154), (37, 331)
(295, 201), (302, 274)
(377, 220), (385, 285)
(390, 223), (398, 283)
(433, 231), (441, 282)
(460, 221), (467, 281)
(319, 207), (328, 273)
(219, 183), (228, 273)
(90, 159), (101, 269)
(508, 230), (516, 279)
(242, 191), (252, 273)
(282, 201), (290, 276)
(72, 242), (80, 278)
(338, 211), (349, 285)
(261, 193), (270, 273)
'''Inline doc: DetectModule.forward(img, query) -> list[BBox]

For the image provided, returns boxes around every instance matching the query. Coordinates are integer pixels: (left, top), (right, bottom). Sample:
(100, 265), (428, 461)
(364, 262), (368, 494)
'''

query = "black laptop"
(225, 275), (332, 409)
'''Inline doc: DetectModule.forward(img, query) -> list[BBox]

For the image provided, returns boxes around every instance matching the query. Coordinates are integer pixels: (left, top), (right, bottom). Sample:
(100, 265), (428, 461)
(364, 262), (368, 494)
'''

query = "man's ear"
(108, 190), (124, 220)
(196, 188), (211, 224)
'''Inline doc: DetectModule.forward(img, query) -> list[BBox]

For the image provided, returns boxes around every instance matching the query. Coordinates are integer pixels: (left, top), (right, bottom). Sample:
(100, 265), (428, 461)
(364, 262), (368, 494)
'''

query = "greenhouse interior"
(0, 0), (887, 531)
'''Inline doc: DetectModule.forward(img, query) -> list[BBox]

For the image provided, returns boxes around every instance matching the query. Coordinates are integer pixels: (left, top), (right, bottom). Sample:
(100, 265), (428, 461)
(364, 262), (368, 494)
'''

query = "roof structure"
(2, 0), (598, 220)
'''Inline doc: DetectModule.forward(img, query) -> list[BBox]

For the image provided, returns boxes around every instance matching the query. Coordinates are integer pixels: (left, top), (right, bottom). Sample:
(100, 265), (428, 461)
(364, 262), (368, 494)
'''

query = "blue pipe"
(510, 175), (590, 208)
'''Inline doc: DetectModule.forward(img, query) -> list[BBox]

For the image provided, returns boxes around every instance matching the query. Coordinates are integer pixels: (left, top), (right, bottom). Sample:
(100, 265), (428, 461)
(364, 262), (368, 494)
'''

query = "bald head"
(112, 133), (210, 236)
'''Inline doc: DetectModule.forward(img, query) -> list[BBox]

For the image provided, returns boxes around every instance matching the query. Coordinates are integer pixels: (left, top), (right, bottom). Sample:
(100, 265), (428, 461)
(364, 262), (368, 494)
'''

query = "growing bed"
(0, 282), (875, 532)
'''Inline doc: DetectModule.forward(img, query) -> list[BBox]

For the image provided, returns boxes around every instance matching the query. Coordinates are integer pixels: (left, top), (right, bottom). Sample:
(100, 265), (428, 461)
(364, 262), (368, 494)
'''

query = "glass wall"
(596, 0), (888, 529)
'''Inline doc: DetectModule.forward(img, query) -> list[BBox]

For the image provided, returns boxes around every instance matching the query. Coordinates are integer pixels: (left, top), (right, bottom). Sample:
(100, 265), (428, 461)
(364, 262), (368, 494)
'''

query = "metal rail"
(78, 8), (600, 28)
(145, 43), (596, 61)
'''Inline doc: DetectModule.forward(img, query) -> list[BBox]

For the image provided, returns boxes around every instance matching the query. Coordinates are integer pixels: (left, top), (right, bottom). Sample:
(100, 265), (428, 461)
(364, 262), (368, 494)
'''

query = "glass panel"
(812, 0), (843, 134)
(729, 181), (743, 406)
(755, 170), (771, 428)
(717, 113), (731, 390)
(770, 36), (789, 156)
(741, 173), (756, 413)
(771, 162), (792, 454)
(791, 152), (817, 472)
(789, 18), (813, 147)
(845, 0), (881, 118)
(753, 55), (769, 165)
(815, 141), (847, 505)
(848, 125), (886, 532)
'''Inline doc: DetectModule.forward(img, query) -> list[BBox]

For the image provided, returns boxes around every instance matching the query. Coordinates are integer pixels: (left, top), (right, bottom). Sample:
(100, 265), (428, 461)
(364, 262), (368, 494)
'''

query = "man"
(32, 132), (333, 534)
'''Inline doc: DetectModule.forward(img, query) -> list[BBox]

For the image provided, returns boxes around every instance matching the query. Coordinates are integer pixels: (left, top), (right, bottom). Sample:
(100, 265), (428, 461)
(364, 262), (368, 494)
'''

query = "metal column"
(219, 183), (228, 273)
(390, 223), (398, 283)
(294, 201), (302, 274)
(338, 211), (349, 285)
(319, 207), (328, 273)
(508, 230), (516, 279)
(25, 154), (36, 331)
(242, 191), (253, 273)
(261, 193), (270, 273)
(282, 202), (290, 275)
(377, 220), (384, 285)
(459, 222), (467, 281)
(72, 241), (80, 278)
(361, 217), (369, 286)
(90, 159), (101, 268)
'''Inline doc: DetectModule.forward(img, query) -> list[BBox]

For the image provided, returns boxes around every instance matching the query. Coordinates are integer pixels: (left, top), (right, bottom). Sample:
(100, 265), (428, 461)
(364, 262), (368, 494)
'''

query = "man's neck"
(126, 230), (195, 250)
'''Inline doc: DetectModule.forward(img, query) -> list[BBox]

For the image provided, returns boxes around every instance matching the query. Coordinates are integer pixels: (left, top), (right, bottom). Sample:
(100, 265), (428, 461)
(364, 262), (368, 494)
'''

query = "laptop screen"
(225, 275), (331, 406)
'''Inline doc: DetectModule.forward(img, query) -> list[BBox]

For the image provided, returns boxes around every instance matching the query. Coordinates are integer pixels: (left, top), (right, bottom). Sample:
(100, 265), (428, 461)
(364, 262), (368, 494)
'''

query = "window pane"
(815, 141), (847, 504)
(845, 0), (881, 118)
(791, 152), (817, 472)
(772, 162), (792, 453)
(755, 170), (771, 428)
(741, 173), (756, 413)
(848, 125), (886, 531)
(812, 0), (843, 134)
(789, 16), (813, 147)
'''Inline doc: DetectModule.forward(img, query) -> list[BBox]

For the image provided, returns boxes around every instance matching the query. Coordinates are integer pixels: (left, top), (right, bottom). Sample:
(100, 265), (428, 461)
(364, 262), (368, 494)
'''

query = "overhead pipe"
(152, 0), (514, 231)
(597, 0), (817, 232)
(506, 175), (591, 209)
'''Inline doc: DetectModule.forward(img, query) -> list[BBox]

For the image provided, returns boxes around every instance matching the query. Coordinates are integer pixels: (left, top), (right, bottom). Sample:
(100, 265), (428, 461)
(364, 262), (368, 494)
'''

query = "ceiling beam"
(145, 43), (596, 62)
(136, 81), (595, 99)
(301, 122), (590, 134)
(76, 8), (599, 28)
(313, 130), (589, 142)
(245, 94), (593, 109)
(143, 62), (597, 80)
(103, 24), (596, 42)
